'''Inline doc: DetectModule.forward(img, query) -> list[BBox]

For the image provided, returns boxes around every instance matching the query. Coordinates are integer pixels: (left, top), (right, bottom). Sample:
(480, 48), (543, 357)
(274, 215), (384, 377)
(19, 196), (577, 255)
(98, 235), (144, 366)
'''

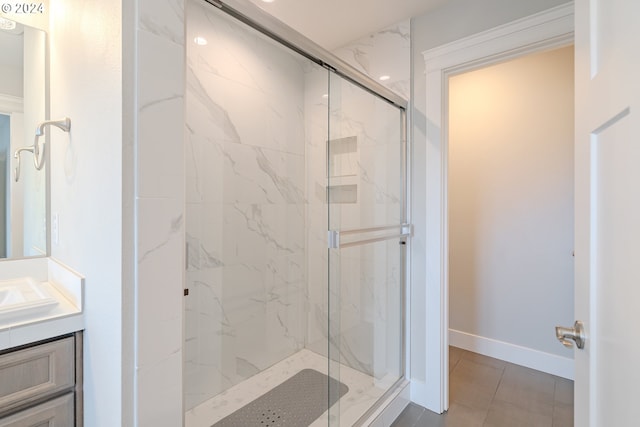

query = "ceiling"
(248, 0), (448, 49)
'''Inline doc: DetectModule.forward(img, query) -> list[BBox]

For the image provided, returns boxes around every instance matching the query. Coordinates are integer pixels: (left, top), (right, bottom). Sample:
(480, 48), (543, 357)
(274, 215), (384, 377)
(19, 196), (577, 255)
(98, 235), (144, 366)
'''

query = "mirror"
(0, 19), (47, 259)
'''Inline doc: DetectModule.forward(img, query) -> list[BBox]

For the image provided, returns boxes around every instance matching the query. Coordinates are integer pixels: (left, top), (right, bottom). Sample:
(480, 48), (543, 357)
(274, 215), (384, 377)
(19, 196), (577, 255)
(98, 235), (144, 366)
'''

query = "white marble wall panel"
(137, 199), (184, 369)
(185, 0), (312, 410)
(135, 0), (185, 425)
(137, 30), (185, 198)
(303, 69), (331, 358)
(328, 80), (403, 231)
(333, 20), (410, 100)
(184, 1), (406, 417)
(139, 0), (184, 45)
(305, 68), (403, 383)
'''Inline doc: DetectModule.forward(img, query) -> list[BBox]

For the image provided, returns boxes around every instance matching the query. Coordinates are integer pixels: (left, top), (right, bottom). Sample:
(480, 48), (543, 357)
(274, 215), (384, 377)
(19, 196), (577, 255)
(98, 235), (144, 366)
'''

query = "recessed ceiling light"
(194, 36), (208, 46)
(322, 94), (329, 99)
(0, 18), (17, 31)
(379, 75), (390, 81)
(262, 0), (275, 3)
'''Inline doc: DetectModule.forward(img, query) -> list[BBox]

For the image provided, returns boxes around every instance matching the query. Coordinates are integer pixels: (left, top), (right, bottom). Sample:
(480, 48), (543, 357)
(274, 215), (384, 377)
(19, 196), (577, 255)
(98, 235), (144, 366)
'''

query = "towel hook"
(13, 146), (35, 182)
(13, 117), (71, 182)
(33, 117), (71, 170)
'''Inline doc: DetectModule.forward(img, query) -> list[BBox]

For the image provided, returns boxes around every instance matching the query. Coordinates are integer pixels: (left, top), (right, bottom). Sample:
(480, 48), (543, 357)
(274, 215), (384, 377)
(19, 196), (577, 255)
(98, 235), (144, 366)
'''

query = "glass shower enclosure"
(184, 0), (409, 425)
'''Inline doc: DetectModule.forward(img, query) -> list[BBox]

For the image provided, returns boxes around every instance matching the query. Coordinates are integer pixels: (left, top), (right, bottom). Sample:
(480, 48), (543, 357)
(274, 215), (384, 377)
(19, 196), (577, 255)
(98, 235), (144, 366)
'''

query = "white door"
(574, 0), (640, 426)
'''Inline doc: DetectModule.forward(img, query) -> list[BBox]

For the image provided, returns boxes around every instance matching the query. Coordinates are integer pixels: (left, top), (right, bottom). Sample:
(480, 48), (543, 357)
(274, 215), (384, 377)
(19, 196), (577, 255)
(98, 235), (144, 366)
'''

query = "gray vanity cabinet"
(0, 394), (73, 426)
(0, 334), (82, 426)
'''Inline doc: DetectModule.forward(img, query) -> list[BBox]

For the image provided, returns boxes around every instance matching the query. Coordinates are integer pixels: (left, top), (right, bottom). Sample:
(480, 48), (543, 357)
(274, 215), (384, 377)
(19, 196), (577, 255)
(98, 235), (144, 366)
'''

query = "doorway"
(445, 45), (575, 422)
(447, 46), (575, 372)
(416, 4), (575, 412)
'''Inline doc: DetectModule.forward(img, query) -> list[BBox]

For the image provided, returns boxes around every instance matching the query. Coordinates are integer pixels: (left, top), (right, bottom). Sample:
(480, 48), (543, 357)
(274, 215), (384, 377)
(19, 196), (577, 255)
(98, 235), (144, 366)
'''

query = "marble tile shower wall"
(184, 0), (312, 410)
(135, 0), (185, 425)
(303, 68), (330, 365)
(183, 0), (407, 412)
(320, 22), (408, 382)
(305, 75), (403, 381)
(333, 20), (411, 100)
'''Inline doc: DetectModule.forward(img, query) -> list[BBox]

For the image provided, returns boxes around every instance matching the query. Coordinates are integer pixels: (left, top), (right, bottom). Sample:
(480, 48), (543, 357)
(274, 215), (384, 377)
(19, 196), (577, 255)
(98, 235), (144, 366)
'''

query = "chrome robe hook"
(13, 146), (35, 182)
(13, 117), (71, 182)
(33, 117), (71, 170)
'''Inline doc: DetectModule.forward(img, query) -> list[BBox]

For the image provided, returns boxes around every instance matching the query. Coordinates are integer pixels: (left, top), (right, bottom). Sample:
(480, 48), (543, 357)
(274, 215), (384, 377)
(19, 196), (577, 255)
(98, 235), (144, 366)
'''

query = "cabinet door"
(0, 393), (74, 426)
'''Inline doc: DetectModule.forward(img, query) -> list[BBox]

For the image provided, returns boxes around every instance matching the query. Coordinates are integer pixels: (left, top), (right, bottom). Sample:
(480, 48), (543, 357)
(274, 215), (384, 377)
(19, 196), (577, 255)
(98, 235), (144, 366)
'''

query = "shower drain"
(258, 408), (284, 425)
(212, 369), (348, 427)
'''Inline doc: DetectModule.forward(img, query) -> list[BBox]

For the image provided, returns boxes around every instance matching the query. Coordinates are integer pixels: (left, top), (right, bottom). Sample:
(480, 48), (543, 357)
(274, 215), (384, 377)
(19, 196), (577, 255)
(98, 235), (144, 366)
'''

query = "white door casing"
(418, 4), (574, 413)
(574, 0), (640, 426)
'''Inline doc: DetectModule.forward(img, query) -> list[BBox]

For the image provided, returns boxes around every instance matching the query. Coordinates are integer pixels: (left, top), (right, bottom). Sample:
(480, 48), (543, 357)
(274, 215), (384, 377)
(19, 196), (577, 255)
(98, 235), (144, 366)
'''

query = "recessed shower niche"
(184, 0), (408, 425)
(328, 136), (358, 204)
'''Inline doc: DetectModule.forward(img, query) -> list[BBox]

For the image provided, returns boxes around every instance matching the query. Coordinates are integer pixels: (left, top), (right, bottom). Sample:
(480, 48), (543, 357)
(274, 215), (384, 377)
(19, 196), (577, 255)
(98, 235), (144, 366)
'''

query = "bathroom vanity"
(0, 333), (82, 426)
(0, 258), (84, 426)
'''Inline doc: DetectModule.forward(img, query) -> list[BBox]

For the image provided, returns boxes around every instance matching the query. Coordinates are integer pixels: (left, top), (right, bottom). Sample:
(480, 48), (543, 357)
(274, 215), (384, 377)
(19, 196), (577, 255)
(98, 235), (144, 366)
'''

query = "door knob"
(555, 320), (585, 349)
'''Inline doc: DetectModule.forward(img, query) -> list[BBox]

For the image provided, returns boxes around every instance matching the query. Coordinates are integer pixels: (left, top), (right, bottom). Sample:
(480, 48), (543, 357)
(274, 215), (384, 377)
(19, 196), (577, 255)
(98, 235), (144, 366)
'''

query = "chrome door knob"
(555, 320), (585, 349)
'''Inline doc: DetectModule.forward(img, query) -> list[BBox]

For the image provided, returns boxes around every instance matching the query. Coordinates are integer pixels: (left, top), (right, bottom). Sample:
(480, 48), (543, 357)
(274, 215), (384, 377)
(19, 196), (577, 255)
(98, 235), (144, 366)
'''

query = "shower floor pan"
(212, 369), (347, 427)
(185, 349), (399, 427)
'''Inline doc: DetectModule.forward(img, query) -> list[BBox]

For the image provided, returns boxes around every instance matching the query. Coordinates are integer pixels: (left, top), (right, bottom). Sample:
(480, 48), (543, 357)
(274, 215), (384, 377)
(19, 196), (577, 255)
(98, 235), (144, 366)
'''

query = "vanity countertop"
(0, 257), (84, 352)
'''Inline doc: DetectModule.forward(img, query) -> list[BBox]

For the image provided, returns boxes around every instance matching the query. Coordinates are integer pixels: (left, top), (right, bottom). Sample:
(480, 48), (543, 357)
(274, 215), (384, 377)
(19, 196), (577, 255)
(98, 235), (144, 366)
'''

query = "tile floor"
(391, 347), (574, 427)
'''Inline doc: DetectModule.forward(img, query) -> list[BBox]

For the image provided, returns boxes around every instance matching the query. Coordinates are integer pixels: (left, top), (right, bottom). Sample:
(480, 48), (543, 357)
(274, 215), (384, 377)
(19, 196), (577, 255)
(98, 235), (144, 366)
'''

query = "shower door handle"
(555, 320), (585, 349)
(327, 224), (412, 249)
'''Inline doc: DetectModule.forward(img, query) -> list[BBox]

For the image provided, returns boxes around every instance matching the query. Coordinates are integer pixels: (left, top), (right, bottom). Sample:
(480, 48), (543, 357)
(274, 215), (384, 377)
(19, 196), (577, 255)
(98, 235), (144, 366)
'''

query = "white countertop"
(0, 257), (84, 351)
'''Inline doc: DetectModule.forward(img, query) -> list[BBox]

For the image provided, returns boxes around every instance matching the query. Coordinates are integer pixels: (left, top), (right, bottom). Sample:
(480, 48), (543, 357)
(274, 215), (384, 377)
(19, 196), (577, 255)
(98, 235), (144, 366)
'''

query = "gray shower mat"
(212, 369), (349, 427)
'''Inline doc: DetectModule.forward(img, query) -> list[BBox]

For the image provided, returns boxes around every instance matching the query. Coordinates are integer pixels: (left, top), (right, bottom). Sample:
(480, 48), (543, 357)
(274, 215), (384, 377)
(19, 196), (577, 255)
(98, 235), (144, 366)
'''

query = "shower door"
(185, 0), (407, 425)
(326, 72), (407, 426)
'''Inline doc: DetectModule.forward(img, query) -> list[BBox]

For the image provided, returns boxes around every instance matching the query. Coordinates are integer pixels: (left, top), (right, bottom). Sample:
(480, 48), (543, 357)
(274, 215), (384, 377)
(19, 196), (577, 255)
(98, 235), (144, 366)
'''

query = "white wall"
(48, 0), (123, 425)
(410, 0), (570, 383)
(448, 46), (574, 358)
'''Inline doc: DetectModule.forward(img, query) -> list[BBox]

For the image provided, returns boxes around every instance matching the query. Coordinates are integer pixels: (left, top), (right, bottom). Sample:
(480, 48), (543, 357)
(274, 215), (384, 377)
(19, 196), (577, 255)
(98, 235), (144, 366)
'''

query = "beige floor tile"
(391, 402), (424, 427)
(449, 346), (463, 373)
(484, 400), (553, 427)
(450, 359), (503, 410)
(391, 349), (574, 427)
(493, 364), (555, 416)
(415, 404), (487, 427)
(459, 349), (507, 370)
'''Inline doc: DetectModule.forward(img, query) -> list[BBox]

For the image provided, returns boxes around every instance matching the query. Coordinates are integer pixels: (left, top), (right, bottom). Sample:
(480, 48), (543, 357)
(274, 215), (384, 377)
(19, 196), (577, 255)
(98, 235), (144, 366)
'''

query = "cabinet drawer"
(0, 338), (74, 415)
(0, 393), (73, 427)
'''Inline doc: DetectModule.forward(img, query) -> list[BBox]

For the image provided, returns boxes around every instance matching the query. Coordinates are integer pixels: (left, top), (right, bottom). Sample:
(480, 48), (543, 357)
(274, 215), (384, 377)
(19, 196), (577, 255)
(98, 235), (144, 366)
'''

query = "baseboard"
(449, 329), (574, 380)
